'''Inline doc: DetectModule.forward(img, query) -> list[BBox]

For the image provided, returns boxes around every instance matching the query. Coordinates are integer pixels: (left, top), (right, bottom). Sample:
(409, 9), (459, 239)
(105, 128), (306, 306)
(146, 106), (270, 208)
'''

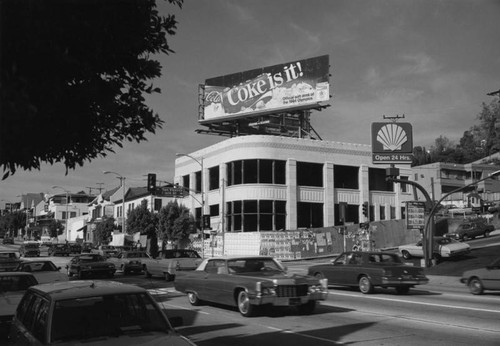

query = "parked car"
(307, 251), (429, 294)
(68, 243), (82, 254)
(92, 244), (118, 258)
(174, 256), (328, 317)
(399, 237), (471, 260)
(460, 257), (500, 295)
(48, 243), (71, 257)
(8, 280), (197, 345)
(108, 251), (150, 275)
(445, 219), (495, 241)
(15, 260), (68, 284)
(19, 242), (40, 257)
(66, 254), (116, 279)
(81, 242), (94, 253)
(2, 236), (14, 245)
(143, 249), (203, 281)
(0, 272), (38, 337)
(0, 251), (22, 272)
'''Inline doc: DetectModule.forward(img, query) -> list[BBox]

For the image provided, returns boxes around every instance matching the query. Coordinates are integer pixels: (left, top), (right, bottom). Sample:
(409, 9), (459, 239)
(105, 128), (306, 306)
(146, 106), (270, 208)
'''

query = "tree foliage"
(94, 216), (116, 245)
(126, 199), (157, 236)
(417, 100), (500, 166)
(0, 211), (26, 237)
(46, 219), (65, 238)
(157, 200), (195, 248)
(0, 0), (183, 179)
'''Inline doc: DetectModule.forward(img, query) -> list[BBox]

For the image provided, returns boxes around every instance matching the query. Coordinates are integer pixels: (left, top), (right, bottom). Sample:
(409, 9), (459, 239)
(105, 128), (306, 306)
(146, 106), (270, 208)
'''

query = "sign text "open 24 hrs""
(373, 153), (413, 162)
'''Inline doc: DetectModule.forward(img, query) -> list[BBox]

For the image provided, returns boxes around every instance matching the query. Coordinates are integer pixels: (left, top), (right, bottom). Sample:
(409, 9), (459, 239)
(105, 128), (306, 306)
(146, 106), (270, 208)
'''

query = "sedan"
(398, 237), (470, 260)
(460, 257), (500, 295)
(174, 256), (328, 317)
(307, 251), (429, 294)
(66, 254), (116, 279)
(15, 260), (68, 284)
(108, 251), (150, 275)
(9, 281), (197, 345)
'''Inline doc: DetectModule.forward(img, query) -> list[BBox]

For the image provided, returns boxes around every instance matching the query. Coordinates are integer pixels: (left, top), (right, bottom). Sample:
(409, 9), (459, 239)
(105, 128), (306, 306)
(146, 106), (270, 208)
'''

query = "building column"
(324, 162), (335, 226)
(219, 163), (227, 233)
(287, 159), (297, 230)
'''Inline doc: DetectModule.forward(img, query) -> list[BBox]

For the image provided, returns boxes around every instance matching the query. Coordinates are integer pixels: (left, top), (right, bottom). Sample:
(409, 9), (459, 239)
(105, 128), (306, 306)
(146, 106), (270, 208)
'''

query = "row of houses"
(5, 136), (500, 247)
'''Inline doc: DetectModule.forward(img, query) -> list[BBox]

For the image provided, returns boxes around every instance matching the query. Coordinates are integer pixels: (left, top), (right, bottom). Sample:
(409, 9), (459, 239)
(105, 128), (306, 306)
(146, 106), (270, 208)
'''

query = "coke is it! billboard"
(199, 55), (330, 123)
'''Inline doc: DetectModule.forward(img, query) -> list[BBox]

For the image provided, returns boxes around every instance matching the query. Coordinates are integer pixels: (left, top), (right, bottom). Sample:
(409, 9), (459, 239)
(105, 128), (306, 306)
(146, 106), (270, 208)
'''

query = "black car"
(2, 237), (14, 245)
(19, 243), (40, 257)
(48, 244), (71, 257)
(66, 254), (116, 279)
(68, 243), (82, 254)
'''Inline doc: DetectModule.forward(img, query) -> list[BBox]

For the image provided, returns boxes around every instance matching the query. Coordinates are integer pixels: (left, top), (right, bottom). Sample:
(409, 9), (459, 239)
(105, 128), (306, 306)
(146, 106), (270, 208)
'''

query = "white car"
(16, 259), (68, 284)
(399, 237), (470, 260)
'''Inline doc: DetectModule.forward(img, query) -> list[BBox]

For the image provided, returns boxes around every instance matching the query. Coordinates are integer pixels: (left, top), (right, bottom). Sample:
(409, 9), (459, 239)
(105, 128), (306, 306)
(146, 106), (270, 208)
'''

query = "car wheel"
(124, 268), (130, 275)
(164, 272), (175, 281)
(145, 268), (152, 278)
(484, 231), (490, 238)
(314, 272), (324, 280)
(468, 277), (484, 295)
(432, 253), (441, 263)
(401, 250), (412, 260)
(237, 290), (255, 317)
(77, 270), (84, 280)
(395, 286), (410, 295)
(297, 301), (316, 315)
(187, 291), (202, 306)
(67, 267), (73, 277)
(358, 275), (374, 294)
(462, 234), (470, 241)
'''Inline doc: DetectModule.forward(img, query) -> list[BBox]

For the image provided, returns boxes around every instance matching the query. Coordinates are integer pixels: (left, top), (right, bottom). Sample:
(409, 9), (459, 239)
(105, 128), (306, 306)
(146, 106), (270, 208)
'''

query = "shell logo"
(376, 123), (408, 151)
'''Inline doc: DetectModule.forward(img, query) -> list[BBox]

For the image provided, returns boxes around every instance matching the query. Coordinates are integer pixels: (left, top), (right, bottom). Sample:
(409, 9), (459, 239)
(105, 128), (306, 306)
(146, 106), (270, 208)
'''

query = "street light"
(176, 153), (206, 257)
(103, 171), (126, 234)
(423, 169), (500, 267)
(52, 186), (70, 241)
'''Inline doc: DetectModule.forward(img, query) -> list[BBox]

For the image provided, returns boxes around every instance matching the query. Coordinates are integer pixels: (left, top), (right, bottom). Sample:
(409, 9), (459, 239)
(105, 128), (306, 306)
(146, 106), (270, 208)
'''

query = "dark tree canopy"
(0, 0), (183, 179)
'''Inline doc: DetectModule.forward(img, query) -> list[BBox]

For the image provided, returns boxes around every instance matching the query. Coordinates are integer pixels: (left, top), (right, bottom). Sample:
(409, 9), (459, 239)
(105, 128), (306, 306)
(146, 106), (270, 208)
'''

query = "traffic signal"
(147, 173), (156, 194)
(362, 202), (369, 217)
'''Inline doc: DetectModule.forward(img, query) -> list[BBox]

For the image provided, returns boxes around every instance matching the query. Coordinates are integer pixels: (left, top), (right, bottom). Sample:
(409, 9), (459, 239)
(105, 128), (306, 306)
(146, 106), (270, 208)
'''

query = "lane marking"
(326, 291), (500, 314)
(263, 325), (344, 344)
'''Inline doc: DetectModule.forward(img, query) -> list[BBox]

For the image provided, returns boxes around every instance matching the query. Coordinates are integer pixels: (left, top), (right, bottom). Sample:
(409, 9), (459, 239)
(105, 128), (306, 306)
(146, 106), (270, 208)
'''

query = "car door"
(203, 259), (233, 305)
(482, 258), (500, 290)
(325, 253), (351, 285)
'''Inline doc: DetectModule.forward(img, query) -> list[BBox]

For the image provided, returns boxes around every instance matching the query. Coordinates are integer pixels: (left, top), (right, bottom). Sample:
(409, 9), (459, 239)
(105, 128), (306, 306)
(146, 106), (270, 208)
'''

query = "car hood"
(441, 243), (470, 251)
(54, 332), (195, 346)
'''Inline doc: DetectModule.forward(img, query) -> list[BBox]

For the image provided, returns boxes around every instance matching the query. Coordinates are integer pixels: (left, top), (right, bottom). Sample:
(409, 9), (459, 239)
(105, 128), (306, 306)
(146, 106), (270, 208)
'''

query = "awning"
(76, 225), (87, 232)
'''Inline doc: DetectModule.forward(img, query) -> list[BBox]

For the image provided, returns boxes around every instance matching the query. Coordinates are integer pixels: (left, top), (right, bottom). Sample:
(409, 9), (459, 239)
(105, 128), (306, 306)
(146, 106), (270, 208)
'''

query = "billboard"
(199, 55), (330, 123)
(371, 122), (413, 163)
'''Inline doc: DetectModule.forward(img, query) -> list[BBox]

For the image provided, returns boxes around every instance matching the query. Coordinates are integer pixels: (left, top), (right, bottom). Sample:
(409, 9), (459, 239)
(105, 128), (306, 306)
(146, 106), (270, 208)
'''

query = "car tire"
(468, 277), (484, 295)
(237, 290), (255, 317)
(462, 234), (470, 241)
(401, 250), (412, 260)
(314, 272), (324, 280)
(297, 301), (316, 315)
(395, 286), (410, 295)
(484, 231), (490, 238)
(164, 272), (175, 281)
(358, 275), (374, 294)
(77, 270), (84, 280)
(145, 268), (152, 278)
(187, 291), (202, 306)
(124, 268), (130, 275)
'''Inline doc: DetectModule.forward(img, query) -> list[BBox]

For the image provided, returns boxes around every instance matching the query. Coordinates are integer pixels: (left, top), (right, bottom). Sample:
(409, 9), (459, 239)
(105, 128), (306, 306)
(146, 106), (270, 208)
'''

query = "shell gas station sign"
(371, 122), (413, 164)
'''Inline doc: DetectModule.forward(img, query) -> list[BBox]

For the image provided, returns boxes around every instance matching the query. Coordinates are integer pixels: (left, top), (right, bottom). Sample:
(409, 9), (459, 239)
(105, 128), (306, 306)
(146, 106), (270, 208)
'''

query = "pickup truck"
(142, 249), (203, 281)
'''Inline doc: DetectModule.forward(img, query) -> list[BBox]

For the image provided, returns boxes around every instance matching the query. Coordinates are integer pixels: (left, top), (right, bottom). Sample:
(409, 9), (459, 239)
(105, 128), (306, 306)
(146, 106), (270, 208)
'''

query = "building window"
(390, 206), (396, 219)
(154, 199), (162, 211)
(70, 212), (77, 218)
(209, 204), (219, 216)
(334, 165), (359, 189)
(195, 171), (201, 193)
(61, 212), (67, 220)
(369, 168), (394, 192)
(400, 176), (409, 193)
(297, 202), (323, 228)
(227, 160), (286, 186)
(226, 200), (286, 232)
(297, 162), (323, 187)
(380, 205), (385, 220)
(182, 175), (190, 191)
(334, 203), (359, 225)
(209, 166), (219, 190)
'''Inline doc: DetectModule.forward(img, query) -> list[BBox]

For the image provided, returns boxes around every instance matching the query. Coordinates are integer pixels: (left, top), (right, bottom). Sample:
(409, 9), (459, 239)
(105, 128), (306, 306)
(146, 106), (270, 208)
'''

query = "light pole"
(176, 153), (206, 257)
(423, 169), (500, 267)
(52, 186), (70, 241)
(103, 171), (126, 234)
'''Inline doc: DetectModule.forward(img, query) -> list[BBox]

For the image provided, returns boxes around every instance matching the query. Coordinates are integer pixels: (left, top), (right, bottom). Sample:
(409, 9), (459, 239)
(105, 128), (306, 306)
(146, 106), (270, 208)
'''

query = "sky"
(2, 0), (500, 207)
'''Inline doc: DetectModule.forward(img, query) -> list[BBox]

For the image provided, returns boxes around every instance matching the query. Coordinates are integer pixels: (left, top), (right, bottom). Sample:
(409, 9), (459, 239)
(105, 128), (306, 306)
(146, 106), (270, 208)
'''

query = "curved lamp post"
(176, 153), (206, 257)
(423, 169), (500, 267)
(52, 186), (70, 241)
(103, 171), (126, 234)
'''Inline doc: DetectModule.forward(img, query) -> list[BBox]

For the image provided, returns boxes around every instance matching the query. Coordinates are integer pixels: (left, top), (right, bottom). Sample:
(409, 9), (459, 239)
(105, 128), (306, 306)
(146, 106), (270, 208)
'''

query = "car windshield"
(436, 238), (454, 245)
(20, 261), (58, 272)
(50, 293), (171, 342)
(228, 258), (283, 273)
(79, 255), (105, 262)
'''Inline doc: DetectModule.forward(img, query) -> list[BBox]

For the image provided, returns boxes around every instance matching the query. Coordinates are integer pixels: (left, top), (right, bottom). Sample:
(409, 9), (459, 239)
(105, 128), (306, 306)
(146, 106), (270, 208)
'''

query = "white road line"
(326, 291), (500, 314)
(264, 325), (344, 345)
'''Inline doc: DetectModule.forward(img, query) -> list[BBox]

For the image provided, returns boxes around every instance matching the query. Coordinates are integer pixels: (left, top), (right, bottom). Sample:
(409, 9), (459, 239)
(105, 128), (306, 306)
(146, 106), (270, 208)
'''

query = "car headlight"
(256, 282), (276, 296)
